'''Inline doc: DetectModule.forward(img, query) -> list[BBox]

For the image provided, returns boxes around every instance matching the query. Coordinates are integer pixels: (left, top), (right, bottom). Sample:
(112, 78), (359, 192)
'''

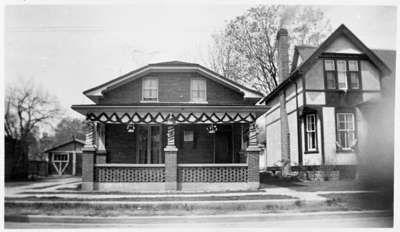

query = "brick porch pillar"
(246, 123), (261, 189)
(164, 124), (178, 191)
(82, 120), (97, 191)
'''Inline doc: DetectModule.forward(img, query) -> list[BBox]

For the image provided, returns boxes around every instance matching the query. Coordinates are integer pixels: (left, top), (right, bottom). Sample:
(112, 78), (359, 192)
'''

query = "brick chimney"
(276, 28), (291, 176)
(276, 28), (289, 84)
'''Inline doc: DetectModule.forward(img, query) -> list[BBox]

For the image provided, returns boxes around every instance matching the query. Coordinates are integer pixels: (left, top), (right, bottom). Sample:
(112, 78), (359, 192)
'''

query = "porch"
(73, 105), (267, 192)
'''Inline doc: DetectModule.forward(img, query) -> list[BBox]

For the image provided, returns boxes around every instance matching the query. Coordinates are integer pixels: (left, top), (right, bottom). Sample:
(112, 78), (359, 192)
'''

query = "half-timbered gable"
(260, 24), (393, 177)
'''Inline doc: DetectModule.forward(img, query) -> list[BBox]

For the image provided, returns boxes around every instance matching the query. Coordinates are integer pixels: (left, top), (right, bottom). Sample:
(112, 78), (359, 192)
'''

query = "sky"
(4, 3), (397, 124)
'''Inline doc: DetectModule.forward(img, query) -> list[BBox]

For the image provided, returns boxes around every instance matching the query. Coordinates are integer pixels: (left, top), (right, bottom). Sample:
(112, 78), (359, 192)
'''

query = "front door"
(215, 127), (232, 163)
(136, 125), (162, 164)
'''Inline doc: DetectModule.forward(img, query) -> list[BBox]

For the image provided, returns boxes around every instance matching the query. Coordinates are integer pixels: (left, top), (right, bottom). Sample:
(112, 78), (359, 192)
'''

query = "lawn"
(318, 192), (393, 211)
(260, 173), (383, 192)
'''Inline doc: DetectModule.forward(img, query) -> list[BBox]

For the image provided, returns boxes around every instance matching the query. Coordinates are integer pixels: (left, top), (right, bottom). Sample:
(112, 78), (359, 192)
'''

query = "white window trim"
(142, 77), (159, 102)
(305, 114), (317, 152)
(336, 112), (356, 150)
(336, 60), (348, 91)
(190, 78), (207, 103)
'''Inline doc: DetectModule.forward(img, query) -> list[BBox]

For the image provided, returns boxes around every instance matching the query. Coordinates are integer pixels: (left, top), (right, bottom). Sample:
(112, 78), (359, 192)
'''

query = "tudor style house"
(72, 61), (267, 191)
(260, 24), (393, 176)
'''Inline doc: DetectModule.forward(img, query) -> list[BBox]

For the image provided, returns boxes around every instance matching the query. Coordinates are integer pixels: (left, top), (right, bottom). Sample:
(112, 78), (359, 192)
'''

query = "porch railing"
(94, 164), (165, 182)
(177, 163), (248, 183)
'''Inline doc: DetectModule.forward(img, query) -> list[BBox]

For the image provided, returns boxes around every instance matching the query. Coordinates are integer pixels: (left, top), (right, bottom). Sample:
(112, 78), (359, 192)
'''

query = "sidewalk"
(5, 176), (81, 196)
(5, 176), (392, 220)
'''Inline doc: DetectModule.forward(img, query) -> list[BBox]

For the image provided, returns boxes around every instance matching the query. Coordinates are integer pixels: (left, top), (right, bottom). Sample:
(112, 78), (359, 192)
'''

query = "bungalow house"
(260, 24), (394, 178)
(44, 137), (85, 176)
(72, 61), (268, 191)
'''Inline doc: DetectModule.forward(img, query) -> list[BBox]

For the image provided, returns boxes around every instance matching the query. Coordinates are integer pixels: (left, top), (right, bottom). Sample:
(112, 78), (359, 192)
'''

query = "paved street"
(5, 212), (393, 228)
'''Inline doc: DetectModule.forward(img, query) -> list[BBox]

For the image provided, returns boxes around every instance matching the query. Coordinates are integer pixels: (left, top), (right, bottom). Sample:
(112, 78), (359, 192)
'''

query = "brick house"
(72, 61), (267, 191)
(45, 137), (85, 176)
(259, 24), (394, 177)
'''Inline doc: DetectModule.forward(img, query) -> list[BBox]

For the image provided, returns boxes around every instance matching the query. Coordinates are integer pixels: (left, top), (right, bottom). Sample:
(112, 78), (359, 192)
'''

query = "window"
(191, 78), (207, 102)
(336, 112), (356, 151)
(53, 153), (68, 162)
(305, 114), (317, 152)
(348, 60), (360, 89)
(337, 60), (348, 90)
(142, 78), (158, 101)
(324, 59), (362, 90)
(184, 130), (194, 142)
(324, 60), (336, 89)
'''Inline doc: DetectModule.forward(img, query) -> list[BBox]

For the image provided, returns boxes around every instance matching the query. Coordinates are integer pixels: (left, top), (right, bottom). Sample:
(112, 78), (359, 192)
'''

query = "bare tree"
(4, 80), (62, 179)
(206, 5), (332, 94)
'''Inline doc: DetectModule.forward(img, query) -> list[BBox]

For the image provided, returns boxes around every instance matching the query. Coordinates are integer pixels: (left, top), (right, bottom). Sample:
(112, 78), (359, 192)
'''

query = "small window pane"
(350, 73), (360, 89)
(337, 60), (347, 71)
(326, 72), (336, 89)
(338, 72), (347, 89)
(305, 114), (317, 151)
(324, 60), (335, 71)
(348, 60), (358, 71)
(143, 78), (158, 101)
(336, 113), (356, 150)
(191, 79), (206, 102)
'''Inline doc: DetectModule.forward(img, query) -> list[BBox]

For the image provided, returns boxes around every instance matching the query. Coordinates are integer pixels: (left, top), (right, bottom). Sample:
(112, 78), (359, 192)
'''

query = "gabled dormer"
(262, 24), (391, 107)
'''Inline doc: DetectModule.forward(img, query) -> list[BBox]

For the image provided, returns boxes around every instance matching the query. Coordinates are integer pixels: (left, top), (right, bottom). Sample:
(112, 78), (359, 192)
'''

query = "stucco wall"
(361, 60), (381, 90)
(288, 112), (299, 165)
(305, 92), (326, 105)
(305, 60), (324, 89)
(322, 106), (358, 165)
(323, 107), (337, 165)
(325, 36), (362, 54)
(266, 120), (281, 167)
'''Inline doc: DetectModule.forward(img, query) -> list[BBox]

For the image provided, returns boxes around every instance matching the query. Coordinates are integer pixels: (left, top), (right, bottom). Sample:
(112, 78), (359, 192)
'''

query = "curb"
(5, 210), (393, 224)
(5, 198), (309, 205)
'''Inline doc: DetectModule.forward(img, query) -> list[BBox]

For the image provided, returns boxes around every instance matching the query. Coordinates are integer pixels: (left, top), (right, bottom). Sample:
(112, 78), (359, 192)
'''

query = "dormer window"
(348, 60), (360, 89)
(142, 78), (158, 101)
(324, 59), (361, 91)
(337, 60), (348, 90)
(190, 78), (207, 102)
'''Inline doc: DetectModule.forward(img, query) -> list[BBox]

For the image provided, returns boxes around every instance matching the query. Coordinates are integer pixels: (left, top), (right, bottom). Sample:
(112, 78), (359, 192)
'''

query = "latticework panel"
(95, 167), (165, 182)
(178, 166), (248, 182)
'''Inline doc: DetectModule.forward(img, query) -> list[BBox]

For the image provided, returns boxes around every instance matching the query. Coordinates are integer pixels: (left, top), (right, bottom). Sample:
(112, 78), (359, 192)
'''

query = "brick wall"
(98, 72), (247, 105)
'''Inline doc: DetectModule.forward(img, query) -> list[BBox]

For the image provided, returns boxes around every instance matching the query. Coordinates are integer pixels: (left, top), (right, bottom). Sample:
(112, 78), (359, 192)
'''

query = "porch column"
(164, 125), (178, 191)
(82, 120), (97, 191)
(72, 152), (76, 176)
(96, 122), (107, 164)
(246, 123), (261, 189)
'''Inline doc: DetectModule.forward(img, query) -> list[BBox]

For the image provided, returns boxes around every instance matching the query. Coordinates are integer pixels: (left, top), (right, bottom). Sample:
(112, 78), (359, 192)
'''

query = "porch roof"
(71, 105), (269, 124)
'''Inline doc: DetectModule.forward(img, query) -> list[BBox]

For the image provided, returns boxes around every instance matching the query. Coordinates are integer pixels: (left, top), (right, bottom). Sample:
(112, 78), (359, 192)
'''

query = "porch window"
(305, 114), (317, 152)
(190, 78), (207, 102)
(324, 59), (336, 89)
(142, 78), (158, 101)
(336, 112), (356, 151)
